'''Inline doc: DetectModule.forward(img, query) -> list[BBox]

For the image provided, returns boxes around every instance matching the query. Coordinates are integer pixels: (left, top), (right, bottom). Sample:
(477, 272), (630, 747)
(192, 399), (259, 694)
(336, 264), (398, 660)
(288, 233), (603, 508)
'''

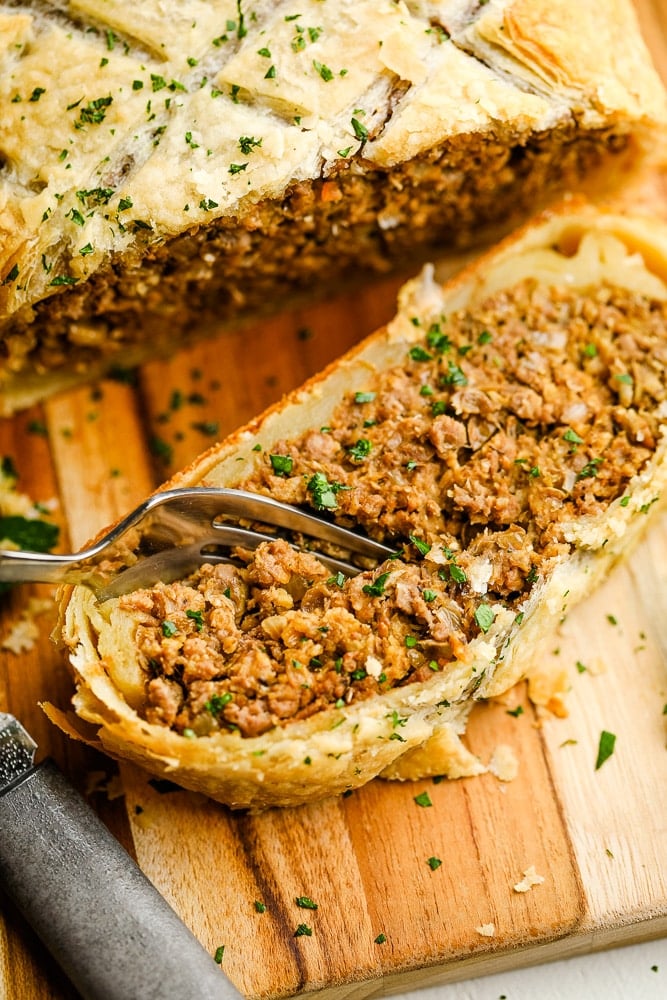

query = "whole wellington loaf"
(1, 0), (665, 413)
(49, 204), (667, 810)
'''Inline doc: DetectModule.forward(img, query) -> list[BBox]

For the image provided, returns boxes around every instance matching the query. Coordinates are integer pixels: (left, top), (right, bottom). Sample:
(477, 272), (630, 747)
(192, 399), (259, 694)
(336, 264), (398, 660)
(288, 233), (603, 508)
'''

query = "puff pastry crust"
(49, 203), (667, 810)
(1, 0), (665, 412)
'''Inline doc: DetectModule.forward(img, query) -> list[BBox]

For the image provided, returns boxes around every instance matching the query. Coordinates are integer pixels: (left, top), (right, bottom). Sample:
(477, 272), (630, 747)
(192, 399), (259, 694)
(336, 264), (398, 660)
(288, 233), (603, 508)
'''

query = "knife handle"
(0, 759), (243, 1000)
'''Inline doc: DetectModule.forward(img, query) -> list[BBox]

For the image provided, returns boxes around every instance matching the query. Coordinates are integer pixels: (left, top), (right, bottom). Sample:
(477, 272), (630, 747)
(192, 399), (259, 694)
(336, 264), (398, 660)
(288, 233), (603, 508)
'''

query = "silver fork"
(0, 487), (395, 601)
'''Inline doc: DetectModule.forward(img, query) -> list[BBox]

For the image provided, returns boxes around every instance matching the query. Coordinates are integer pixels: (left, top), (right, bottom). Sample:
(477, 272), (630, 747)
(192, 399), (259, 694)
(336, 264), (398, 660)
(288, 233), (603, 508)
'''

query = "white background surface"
(393, 939), (667, 999)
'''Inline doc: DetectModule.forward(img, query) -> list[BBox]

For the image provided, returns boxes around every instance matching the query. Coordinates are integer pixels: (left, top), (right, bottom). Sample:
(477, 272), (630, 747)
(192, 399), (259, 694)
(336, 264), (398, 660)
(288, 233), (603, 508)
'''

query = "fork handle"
(0, 549), (77, 586)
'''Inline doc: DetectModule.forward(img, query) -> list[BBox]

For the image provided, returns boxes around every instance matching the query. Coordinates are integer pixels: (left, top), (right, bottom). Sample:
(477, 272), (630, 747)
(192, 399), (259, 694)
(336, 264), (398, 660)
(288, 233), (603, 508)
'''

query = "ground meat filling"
(124, 279), (667, 738)
(2, 127), (622, 387)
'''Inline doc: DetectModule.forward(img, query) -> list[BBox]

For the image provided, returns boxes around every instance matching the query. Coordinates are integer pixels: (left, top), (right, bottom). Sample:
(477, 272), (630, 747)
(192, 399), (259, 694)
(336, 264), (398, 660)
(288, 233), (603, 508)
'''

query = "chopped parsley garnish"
(295, 896), (318, 910)
(474, 604), (495, 633)
(2, 264), (19, 285)
(0, 516), (59, 556)
(306, 471), (345, 510)
(354, 391), (376, 404)
(254, 900), (266, 913)
(74, 95), (113, 128)
(414, 791), (433, 808)
(347, 438), (371, 462)
(78, 187), (113, 208)
(576, 457), (603, 481)
(49, 275), (79, 286)
(362, 571), (391, 597)
(440, 361), (467, 386)
(294, 924), (312, 938)
(351, 117), (368, 141)
(426, 326), (451, 353)
(161, 620), (178, 638)
(374, 933), (387, 944)
(238, 135), (262, 154)
(214, 945), (225, 964)
(313, 60), (334, 81)
(427, 856), (442, 870)
(409, 346), (433, 362)
(408, 534), (431, 556)
(595, 730), (616, 770)
(563, 428), (584, 448)
(186, 609), (204, 631)
(506, 705), (524, 717)
(204, 693), (233, 715)
(269, 453), (294, 476)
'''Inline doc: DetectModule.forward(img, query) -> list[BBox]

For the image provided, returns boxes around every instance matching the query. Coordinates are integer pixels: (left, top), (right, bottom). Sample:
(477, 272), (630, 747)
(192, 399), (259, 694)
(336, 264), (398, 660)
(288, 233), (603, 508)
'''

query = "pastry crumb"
(1, 597), (53, 653)
(513, 865), (545, 893)
(488, 744), (519, 782)
(475, 923), (496, 937)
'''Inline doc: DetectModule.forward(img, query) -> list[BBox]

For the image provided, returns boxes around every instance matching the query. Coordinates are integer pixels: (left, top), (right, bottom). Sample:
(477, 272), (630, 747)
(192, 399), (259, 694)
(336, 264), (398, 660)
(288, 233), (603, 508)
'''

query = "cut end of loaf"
(1, 0), (665, 413)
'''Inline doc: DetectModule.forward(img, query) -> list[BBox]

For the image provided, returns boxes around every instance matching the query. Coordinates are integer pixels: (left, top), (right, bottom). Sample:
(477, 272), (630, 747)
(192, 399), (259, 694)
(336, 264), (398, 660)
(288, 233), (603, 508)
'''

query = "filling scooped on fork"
(50, 206), (667, 810)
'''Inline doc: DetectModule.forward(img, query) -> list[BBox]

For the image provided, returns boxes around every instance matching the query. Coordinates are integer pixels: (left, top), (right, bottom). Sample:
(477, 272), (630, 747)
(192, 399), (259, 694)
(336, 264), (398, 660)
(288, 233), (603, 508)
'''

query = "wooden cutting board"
(2, 4), (667, 997)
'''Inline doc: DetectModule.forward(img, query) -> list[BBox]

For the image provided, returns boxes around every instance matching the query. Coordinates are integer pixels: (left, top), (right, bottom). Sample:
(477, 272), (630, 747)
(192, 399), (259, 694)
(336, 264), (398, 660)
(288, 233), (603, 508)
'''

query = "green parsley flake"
(563, 427), (584, 447)
(408, 534), (431, 556)
(595, 730), (616, 770)
(348, 438), (372, 462)
(186, 609), (204, 631)
(269, 453), (294, 476)
(238, 135), (262, 154)
(204, 693), (233, 716)
(351, 117), (368, 140)
(307, 471), (343, 510)
(427, 856), (442, 870)
(295, 896), (318, 910)
(414, 791), (433, 808)
(294, 923), (312, 938)
(313, 60), (334, 81)
(362, 571), (391, 597)
(214, 945), (225, 964)
(75, 95), (113, 128)
(474, 604), (495, 633)
(161, 620), (178, 638)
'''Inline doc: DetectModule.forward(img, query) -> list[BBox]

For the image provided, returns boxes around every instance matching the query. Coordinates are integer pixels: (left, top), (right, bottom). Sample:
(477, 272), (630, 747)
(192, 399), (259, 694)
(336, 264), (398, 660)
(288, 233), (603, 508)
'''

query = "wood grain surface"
(2, 3), (667, 998)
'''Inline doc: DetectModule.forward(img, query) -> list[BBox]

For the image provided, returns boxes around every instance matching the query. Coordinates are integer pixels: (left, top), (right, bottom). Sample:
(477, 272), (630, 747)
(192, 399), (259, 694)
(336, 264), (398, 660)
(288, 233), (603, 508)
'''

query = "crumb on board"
(513, 865), (545, 893)
(475, 923), (496, 937)
(1, 597), (53, 653)
(488, 744), (519, 782)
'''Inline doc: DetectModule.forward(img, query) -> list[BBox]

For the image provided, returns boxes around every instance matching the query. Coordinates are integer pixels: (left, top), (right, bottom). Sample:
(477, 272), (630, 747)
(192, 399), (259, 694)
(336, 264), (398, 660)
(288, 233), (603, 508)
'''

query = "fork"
(0, 487), (395, 601)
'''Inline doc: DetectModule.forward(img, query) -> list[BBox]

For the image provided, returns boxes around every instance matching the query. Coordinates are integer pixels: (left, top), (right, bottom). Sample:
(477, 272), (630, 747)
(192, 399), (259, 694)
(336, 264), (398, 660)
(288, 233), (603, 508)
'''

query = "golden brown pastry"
(50, 203), (667, 810)
(1, 0), (665, 413)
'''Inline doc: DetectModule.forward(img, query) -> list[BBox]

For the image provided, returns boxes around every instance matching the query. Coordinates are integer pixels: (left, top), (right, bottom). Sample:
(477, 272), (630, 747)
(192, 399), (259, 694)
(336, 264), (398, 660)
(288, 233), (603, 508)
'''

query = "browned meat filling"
(123, 279), (667, 738)
(2, 126), (622, 385)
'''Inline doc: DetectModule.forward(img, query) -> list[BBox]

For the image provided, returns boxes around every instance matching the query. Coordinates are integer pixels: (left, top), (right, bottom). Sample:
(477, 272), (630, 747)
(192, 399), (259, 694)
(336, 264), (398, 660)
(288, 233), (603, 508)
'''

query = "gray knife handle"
(0, 759), (243, 1000)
